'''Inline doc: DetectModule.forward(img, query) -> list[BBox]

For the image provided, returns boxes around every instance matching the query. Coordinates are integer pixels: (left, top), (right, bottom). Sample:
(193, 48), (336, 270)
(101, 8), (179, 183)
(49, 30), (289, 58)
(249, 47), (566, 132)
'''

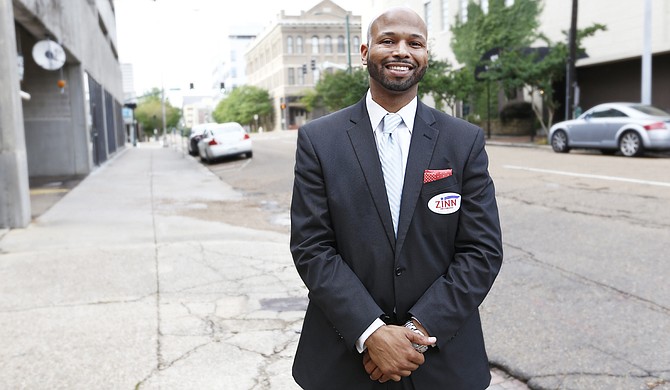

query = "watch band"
(404, 320), (429, 353)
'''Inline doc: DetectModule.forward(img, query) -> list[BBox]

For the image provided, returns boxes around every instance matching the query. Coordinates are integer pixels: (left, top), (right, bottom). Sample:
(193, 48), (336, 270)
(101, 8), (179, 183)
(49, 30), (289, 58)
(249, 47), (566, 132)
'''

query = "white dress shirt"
(355, 90), (418, 353)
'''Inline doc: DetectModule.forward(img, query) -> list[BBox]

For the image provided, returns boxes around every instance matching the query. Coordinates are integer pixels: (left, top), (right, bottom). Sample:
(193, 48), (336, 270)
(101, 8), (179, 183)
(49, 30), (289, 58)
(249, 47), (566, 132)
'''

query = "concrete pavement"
(1, 139), (530, 389)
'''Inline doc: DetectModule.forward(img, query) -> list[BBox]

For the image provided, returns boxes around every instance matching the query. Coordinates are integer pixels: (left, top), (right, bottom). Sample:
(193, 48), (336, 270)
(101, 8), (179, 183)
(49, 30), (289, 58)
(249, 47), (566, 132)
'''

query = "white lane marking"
(503, 165), (670, 188)
(237, 158), (252, 171)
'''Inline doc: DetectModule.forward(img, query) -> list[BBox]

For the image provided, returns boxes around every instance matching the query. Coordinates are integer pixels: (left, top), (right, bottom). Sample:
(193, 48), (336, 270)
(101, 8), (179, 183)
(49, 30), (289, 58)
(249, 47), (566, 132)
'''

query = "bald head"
(367, 7), (428, 45)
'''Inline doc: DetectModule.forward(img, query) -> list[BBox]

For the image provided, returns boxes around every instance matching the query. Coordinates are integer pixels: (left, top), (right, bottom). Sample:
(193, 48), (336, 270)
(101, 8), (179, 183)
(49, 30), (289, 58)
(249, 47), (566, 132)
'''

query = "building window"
(352, 36), (360, 51)
(460, 0), (468, 22)
(337, 35), (345, 53)
(324, 36), (333, 54)
(287, 36), (294, 54)
(441, 0), (449, 31)
(298, 69), (305, 85)
(296, 36), (304, 53)
(424, 1), (432, 32)
(311, 36), (319, 54)
(288, 68), (295, 85)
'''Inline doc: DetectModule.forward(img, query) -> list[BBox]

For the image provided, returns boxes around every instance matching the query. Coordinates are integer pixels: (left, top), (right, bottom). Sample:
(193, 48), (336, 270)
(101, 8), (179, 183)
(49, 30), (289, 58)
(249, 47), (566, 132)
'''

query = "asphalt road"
(199, 132), (670, 390)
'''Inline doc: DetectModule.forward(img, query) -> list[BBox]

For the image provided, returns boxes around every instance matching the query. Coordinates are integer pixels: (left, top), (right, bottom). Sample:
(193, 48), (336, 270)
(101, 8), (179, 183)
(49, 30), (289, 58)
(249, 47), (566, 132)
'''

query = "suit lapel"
(396, 102), (438, 256)
(346, 100), (397, 247)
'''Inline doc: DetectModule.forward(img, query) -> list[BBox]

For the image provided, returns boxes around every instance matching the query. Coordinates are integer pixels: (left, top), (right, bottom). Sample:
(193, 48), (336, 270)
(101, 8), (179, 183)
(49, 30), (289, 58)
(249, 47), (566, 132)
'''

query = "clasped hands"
(363, 322), (437, 383)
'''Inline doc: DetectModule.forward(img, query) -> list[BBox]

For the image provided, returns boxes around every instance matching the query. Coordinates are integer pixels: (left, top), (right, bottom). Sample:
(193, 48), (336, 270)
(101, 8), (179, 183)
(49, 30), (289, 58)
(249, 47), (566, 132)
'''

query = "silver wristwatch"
(404, 320), (429, 353)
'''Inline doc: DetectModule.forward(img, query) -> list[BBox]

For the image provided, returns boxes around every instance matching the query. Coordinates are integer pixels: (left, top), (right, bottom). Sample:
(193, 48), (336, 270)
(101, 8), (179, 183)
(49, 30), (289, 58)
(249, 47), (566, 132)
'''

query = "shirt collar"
(366, 89), (417, 133)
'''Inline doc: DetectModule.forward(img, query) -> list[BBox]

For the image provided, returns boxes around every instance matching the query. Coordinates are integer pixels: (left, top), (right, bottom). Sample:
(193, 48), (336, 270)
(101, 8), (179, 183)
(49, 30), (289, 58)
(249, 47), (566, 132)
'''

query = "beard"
(367, 58), (427, 92)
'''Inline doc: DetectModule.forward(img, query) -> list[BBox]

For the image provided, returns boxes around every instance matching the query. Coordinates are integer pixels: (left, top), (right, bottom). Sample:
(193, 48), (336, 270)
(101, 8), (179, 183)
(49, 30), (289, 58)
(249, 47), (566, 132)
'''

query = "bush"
(500, 101), (534, 124)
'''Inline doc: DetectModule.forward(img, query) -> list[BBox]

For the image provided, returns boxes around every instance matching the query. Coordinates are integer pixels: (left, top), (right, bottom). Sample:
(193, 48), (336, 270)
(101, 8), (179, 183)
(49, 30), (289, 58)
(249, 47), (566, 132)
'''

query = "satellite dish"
(32, 39), (66, 71)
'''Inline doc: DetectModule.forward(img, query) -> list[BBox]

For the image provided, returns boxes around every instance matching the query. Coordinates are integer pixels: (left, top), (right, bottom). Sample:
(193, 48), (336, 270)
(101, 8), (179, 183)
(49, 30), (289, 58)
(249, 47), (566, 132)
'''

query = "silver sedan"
(549, 102), (670, 157)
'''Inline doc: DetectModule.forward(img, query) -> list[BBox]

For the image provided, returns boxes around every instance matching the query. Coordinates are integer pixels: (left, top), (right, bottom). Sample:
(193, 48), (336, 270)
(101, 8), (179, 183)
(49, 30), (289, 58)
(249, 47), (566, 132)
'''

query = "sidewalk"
(1, 141), (529, 389)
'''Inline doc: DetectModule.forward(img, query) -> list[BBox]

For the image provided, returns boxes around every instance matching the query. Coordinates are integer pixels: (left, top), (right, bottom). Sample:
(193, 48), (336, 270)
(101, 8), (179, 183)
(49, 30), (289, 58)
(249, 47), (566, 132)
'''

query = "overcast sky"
(114, 0), (365, 99)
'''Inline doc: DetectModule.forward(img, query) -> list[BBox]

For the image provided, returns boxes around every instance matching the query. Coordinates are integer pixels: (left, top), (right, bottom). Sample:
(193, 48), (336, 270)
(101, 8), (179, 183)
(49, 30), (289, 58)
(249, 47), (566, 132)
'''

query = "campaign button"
(428, 192), (461, 214)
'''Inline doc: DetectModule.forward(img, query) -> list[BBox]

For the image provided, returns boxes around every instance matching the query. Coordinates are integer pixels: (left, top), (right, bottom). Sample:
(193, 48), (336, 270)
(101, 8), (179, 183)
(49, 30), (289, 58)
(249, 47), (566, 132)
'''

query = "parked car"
(549, 102), (670, 157)
(188, 122), (217, 156)
(197, 122), (252, 163)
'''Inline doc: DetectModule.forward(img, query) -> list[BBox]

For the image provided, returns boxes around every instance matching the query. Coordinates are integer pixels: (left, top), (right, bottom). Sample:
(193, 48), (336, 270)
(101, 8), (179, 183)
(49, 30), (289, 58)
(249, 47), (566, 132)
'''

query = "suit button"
(395, 267), (404, 276)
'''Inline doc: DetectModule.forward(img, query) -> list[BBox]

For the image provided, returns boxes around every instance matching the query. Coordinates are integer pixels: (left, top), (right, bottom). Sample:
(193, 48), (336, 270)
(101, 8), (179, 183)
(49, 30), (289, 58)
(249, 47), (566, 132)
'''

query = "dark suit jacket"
(290, 98), (503, 390)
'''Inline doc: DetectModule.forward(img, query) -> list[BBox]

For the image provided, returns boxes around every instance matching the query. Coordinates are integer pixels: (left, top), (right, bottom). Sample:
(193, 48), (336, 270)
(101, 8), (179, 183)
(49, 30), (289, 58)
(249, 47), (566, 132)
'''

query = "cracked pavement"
(481, 147), (670, 390)
(0, 143), (305, 389)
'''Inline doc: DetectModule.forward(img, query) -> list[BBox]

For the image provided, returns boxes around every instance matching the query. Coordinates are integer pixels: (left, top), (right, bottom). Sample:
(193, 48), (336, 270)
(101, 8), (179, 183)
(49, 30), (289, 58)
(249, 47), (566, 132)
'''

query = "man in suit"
(290, 6), (503, 389)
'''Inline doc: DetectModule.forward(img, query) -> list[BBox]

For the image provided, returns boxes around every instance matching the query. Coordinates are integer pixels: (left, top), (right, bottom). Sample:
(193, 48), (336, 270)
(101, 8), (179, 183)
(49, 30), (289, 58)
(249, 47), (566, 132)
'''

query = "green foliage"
(450, 0), (606, 132)
(449, 0), (543, 121)
(302, 69), (369, 112)
(451, 0), (542, 70)
(213, 86), (273, 130)
(134, 87), (182, 137)
(418, 55), (477, 115)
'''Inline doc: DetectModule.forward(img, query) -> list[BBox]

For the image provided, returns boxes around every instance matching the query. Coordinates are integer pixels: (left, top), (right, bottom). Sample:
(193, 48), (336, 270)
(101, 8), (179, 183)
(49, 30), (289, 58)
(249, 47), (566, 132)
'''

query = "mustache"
(382, 59), (415, 67)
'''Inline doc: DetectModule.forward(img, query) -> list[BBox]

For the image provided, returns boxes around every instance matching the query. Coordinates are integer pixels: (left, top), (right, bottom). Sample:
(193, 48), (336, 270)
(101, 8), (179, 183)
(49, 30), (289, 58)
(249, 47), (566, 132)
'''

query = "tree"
(451, 0), (605, 133)
(418, 56), (476, 116)
(488, 23), (606, 134)
(451, 0), (542, 70)
(450, 0), (543, 119)
(302, 69), (369, 113)
(213, 86), (272, 131)
(134, 88), (181, 138)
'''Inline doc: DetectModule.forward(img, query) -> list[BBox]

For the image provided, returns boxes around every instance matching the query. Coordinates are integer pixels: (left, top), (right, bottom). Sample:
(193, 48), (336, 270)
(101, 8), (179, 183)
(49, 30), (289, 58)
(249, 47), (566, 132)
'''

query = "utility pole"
(565, 0), (578, 120)
(641, 0), (652, 104)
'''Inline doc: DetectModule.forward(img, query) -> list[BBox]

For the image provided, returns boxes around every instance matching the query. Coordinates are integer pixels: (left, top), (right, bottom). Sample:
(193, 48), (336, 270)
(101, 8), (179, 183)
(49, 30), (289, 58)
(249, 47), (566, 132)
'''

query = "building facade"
(1, 0), (125, 228)
(214, 27), (262, 94)
(367, 0), (670, 118)
(245, 0), (362, 131)
(182, 96), (216, 129)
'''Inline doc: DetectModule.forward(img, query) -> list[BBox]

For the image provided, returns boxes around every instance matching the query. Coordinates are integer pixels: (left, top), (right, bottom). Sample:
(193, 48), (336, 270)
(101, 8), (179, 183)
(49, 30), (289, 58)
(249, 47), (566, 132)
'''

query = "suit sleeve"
(409, 128), (503, 348)
(290, 127), (385, 350)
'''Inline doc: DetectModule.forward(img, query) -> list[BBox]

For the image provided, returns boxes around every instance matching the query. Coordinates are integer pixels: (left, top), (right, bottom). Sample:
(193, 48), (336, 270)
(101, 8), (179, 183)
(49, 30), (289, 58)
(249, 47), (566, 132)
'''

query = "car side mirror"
(584, 113), (592, 120)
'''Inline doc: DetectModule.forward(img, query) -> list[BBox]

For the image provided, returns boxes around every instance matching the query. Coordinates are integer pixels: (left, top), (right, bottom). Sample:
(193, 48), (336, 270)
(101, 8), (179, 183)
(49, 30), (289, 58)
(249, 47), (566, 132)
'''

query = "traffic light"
(310, 59), (316, 71)
(302, 64), (307, 74)
(189, 83), (194, 89)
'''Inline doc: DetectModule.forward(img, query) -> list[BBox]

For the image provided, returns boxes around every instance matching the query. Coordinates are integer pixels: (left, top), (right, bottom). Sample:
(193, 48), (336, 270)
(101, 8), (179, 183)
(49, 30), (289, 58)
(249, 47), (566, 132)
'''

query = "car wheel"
(551, 130), (570, 153)
(619, 131), (644, 157)
(247, 151), (253, 158)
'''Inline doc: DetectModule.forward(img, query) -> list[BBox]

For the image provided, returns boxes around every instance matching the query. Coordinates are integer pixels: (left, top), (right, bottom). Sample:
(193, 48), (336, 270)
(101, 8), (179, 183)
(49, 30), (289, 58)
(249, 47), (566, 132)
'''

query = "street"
(203, 132), (670, 389)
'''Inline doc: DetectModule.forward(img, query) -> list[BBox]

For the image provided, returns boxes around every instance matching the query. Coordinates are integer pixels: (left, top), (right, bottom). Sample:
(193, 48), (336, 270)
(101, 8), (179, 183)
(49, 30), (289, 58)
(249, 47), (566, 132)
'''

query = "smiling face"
(362, 7), (428, 106)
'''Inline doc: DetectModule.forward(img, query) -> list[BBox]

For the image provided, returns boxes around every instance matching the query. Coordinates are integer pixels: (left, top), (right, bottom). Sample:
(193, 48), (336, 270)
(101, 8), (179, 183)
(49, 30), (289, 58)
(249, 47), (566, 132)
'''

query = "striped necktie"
(379, 113), (403, 236)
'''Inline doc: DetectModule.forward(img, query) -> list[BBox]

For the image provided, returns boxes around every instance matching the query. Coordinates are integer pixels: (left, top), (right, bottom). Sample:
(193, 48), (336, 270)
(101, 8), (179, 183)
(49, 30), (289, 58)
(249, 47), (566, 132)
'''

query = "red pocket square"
(423, 169), (453, 183)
